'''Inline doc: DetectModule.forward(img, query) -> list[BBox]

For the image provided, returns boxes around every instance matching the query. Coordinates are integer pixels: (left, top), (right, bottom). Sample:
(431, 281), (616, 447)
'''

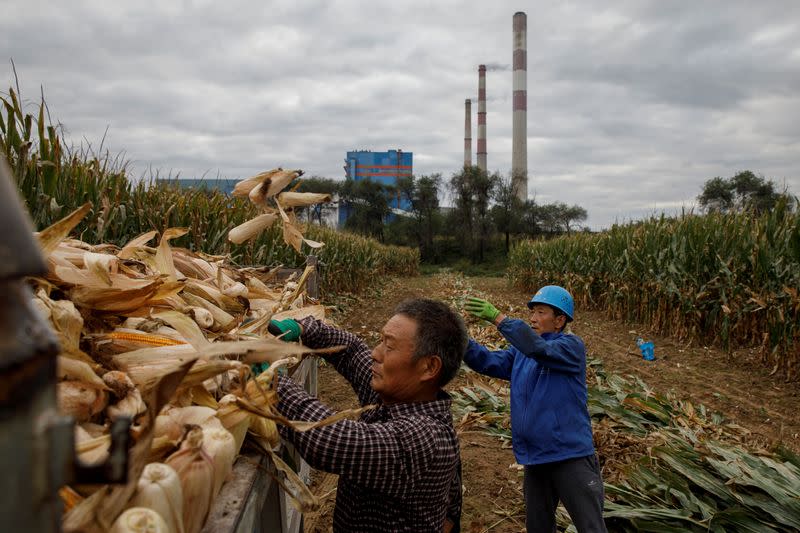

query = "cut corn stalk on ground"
(24, 178), (359, 532)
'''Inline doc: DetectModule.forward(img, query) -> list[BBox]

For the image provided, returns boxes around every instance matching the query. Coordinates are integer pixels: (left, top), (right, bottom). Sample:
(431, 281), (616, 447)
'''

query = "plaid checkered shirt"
(277, 317), (462, 532)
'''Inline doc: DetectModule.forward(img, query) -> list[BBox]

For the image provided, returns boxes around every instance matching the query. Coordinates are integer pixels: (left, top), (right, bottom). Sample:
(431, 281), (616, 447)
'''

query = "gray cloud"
(2, 0), (798, 230)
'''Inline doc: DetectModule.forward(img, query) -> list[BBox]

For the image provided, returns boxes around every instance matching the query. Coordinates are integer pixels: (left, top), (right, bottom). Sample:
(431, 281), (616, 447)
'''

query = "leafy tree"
(448, 166), (499, 262)
(472, 169), (500, 262)
(537, 203), (562, 235)
(397, 174), (442, 261)
(448, 167), (476, 254)
(295, 176), (340, 225)
(517, 200), (587, 237)
(698, 176), (734, 212)
(698, 171), (787, 214)
(491, 175), (524, 253)
(553, 202), (588, 235)
(519, 199), (541, 238)
(339, 178), (389, 241)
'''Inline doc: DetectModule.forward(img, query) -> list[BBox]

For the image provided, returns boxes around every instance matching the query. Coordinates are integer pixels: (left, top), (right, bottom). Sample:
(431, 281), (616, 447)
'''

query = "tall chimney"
(512, 12), (527, 200)
(477, 65), (487, 172)
(464, 99), (472, 167)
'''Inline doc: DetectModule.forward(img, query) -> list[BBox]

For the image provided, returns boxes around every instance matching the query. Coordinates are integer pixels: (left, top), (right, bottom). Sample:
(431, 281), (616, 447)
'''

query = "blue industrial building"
(339, 149), (413, 226)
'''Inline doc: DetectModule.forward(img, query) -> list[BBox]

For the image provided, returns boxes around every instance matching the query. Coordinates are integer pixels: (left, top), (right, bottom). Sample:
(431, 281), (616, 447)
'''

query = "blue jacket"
(463, 317), (595, 466)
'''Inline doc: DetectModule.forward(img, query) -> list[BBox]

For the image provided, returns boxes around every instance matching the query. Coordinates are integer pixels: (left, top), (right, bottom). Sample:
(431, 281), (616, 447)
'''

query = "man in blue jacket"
(464, 285), (606, 533)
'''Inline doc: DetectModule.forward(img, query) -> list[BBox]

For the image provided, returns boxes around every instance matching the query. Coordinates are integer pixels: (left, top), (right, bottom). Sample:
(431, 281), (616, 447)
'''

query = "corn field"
(508, 210), (800, 378)
(1, 87), (418, 295)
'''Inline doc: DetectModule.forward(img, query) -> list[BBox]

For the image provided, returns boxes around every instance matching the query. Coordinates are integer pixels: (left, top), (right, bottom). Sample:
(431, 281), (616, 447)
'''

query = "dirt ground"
(301, 273), (799, 533)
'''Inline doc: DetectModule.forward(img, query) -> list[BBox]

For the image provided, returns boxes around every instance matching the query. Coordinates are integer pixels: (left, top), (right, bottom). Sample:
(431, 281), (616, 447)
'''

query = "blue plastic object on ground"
(636, 338), (655, 361)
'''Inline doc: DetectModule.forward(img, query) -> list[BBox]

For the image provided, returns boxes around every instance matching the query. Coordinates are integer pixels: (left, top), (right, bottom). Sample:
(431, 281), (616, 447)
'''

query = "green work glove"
(465, 297), (500, 322)
(250, 361), (270, 377)
(267, 318), (302, 342)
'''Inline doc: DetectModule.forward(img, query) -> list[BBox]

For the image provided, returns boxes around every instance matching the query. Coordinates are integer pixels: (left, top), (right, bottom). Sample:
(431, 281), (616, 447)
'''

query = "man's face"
(529, 304), (566, 335)
(371, 314), (429, 403)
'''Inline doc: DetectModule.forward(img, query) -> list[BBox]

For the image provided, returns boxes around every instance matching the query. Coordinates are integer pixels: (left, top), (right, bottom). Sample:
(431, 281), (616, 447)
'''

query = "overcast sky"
(3, 0), (799, 229)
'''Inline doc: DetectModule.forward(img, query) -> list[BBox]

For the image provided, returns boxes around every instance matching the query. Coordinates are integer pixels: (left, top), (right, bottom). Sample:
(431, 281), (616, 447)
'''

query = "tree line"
(296, 167), (795, 266)
(295, 166), (588, 265)
(697, 170), (793, 214)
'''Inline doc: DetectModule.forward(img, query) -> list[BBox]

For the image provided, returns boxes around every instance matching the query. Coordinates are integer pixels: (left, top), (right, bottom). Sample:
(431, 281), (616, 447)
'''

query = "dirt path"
(302, 273), (799, 533)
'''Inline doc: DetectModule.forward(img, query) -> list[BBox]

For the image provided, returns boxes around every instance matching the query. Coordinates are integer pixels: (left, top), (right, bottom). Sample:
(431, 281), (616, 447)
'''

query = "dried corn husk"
(171, 249), (217, 279)
(181, 292), (235, 330)
(104, 371), (146, 420)
(188, 307), (213, 329)
(165, 427), (214, 533)
(83, 251), (120, 286)
(154, 406), (223, 442)
(189, 385), (218, 410)
(259, 444), (320, 513)
(275, 201), (324, 252)
(276, 191), (332, 208)
(31, 296), (50, 321)
(227, 213), (278, 244)
(76, 432), (111, 464)
(215, 395), (250, 455)
(68, 280), (167, 312)
(53, 263), (154, 290)
(221, 281), (247, 299)
(247, 169), (302, 207)
(60, 486), (84, 514)
(117, 231), (158, 260)
(36, 203), (92, 257)
(155, 228), (189, 282)
(80, 422), (109, 438)
(58, 381), (108, 422)
(129, 463), (184, 533)
(183, 279), (243, 313)
(103, 371), (136, 397)
(201, 427), (236, 498)
(178, 359), (244, 390)
(37, 193), (332, 533)
(231, 168), (280, 198)
(249, 416), (280, 448)
(62, 348), (195, 533)
(58, 357), (107, 390)
(38, 290), (85, 357)
(244, 274), (277, 298)
(272, 305), (326, 322)
(110, 507), (171, 533)
(263, 169), (302, 198)
(152, 310), (209, 350)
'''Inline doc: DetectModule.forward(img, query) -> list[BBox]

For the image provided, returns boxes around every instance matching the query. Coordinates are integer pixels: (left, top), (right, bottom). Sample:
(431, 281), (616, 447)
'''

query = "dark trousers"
(523, 454), (606, 533)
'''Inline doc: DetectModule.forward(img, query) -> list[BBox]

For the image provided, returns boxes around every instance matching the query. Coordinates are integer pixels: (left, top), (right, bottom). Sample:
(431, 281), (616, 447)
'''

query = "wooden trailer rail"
(203, 256), (319, 533)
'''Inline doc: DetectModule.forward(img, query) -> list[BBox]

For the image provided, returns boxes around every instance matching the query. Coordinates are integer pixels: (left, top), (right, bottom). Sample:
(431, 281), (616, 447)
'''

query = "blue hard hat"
(527, 285), (574, 322)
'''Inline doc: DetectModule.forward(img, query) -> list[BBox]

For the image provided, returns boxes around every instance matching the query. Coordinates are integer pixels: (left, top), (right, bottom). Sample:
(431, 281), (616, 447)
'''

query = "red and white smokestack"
(512, 12), (527, 200)
(477, 65), (487, 172)
(464, 99), (472, 167)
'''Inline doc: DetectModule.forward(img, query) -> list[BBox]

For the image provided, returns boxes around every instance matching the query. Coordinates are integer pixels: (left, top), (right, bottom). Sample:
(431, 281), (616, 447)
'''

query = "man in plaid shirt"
(273, 298), (468, 532)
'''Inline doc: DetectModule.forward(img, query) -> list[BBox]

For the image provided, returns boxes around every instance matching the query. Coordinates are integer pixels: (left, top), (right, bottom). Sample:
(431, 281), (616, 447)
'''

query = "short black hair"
(393, 298), (467, 386)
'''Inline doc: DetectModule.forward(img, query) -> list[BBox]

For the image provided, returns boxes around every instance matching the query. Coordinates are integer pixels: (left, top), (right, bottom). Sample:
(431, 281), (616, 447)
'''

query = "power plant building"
(340, 149), (413, 225)
(344, 149), (412, 185)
